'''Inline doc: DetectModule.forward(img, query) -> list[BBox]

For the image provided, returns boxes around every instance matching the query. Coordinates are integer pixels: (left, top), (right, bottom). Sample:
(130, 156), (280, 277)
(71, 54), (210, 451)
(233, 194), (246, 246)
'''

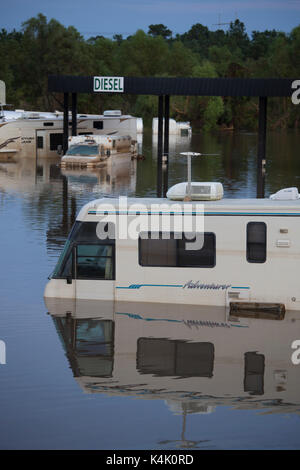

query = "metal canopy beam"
(63, 92), (69, 154)
(163, 95), (170, 197)
(49, 75), (295, 97)
(257, 96), (267, 198)
(71, 93), (77, 137)
(157, 95), (164, 198)
(49, 75), (295, 200)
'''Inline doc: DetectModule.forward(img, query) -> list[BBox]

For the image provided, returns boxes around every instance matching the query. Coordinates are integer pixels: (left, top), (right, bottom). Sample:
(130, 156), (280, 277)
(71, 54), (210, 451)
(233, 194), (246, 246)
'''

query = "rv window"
(53, 317), (114, 378)
(66, 145), (99, 156)
(139, 237), (177, 266)
(61, 250), (73, 278)
(139, 232), (215, 268)
(51, 222), (115, 279)
(244, 352), (265, 395)
(137, 338), (214, 377)
(76, 244), (115, 280)
(50, 133), (63, 151)
(247, 222), (266, 263)
(93, 121), (104, 130)
(37, 136), (43, 149)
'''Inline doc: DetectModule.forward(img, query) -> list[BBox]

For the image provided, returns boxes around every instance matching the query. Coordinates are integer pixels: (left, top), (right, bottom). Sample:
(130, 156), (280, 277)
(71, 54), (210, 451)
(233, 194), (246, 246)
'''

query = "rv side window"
(244, 352), (265, 395)
(50, 133), (63, 151)
(93, 121), (103, 130)
(137, 338), (214, 378)
(37, 136), (43, 149)
(247, 222), (266, 263)
(139, 232), (216, 268)
(76, 244), (115, 280)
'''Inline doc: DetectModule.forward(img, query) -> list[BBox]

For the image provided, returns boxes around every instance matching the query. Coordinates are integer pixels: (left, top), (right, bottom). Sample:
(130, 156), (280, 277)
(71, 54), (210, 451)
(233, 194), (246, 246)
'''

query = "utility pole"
(213, 14), (231, 29)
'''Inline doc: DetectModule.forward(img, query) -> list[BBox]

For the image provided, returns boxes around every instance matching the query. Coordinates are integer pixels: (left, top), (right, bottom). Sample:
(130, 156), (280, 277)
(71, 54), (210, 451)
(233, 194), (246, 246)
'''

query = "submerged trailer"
(60, 134), (137, 168)
(44, 187), (300, 313)
(0, 109), (142, 160)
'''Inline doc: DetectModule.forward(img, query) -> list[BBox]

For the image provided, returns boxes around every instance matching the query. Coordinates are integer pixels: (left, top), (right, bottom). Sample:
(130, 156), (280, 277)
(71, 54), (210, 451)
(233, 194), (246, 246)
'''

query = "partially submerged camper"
(44, 184), (300, 314)
(60, 134), (136, 168)
(152, 118), (192, 137)
(0, 109), (142, 160)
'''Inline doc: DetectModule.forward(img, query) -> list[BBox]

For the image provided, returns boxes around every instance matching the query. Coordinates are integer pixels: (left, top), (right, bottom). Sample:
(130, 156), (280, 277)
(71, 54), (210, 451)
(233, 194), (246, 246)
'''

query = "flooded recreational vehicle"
(152, 117), (192, 137)
(60, 134), (137, 168)
(0, 109), (142, 160)
(44, 177), (300, 313)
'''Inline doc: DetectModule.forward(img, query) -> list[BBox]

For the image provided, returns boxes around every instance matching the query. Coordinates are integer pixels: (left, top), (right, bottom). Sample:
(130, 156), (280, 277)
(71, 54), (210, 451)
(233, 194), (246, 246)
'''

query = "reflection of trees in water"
(46, 176), (77, 250)
(21, 168), (77, 252)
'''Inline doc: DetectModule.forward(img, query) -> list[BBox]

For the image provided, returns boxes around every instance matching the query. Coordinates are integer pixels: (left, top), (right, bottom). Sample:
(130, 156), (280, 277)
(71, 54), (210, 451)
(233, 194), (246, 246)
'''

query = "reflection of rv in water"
(0, 156), (62, 193)
(61, 156), (137, 196)
(0, 109), (143, 160)
(46, 298), (300, 419)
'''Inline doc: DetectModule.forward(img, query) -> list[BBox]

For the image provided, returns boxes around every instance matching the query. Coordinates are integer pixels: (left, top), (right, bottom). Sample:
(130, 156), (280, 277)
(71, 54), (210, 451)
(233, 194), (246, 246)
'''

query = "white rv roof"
(1, 110), (136, 122)
(68, 134), (132, 144)
(77, 196), (300, 221)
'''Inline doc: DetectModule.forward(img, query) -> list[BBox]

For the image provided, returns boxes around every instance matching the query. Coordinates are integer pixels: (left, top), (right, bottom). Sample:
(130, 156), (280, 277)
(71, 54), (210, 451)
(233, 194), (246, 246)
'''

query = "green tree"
(115, 30), (169, 76)
(227, 19), (250, 58)
(180, 23), (210, 58)
(168, 41), (198, 76)
(148, 24), (172, 39)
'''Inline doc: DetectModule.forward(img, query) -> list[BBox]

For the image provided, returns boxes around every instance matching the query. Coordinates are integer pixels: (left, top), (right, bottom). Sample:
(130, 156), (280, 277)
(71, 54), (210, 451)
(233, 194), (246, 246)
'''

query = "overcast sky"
(2, 0), (300, 38)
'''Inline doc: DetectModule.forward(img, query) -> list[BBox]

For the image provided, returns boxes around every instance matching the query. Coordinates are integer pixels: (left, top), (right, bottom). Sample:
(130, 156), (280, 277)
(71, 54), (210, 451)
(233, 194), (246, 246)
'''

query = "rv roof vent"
(167, 182), (224, 201)
(270, 187), (300, 200)
(103, 110), (122, 117)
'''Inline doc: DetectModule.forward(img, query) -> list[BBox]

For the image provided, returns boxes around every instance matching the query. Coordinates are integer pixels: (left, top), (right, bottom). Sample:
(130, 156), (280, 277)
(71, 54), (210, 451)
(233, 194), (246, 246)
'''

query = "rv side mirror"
(66, 275), (72, 285)
(57, 144), (63, 155)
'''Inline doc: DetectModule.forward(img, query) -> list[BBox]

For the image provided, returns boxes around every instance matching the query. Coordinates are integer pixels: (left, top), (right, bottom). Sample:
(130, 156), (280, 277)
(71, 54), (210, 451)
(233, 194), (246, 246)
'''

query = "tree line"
(1, 14), (300, 130)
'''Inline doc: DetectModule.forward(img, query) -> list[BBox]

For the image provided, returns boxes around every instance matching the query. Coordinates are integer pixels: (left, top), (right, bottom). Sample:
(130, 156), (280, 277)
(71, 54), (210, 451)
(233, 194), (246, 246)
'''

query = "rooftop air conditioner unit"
(167, 182), (224, 201)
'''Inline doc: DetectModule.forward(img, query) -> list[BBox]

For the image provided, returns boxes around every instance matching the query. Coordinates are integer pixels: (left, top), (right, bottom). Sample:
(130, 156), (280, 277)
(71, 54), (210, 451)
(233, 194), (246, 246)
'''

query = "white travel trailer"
(0, 109), (142, 160)
(152, 117), (192, 136)
(44, 183), (300, 313)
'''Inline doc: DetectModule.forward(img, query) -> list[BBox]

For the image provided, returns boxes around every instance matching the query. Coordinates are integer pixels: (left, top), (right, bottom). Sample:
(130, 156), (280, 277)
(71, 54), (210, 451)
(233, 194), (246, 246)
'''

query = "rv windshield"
(51, 221), (115, 279)
(66, 145), (99, 156)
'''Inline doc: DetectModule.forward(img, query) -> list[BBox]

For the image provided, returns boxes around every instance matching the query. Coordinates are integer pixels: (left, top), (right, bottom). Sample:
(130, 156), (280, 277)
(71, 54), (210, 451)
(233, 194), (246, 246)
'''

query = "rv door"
(74, 241), (115, 301)
(36, 130), (48, 158)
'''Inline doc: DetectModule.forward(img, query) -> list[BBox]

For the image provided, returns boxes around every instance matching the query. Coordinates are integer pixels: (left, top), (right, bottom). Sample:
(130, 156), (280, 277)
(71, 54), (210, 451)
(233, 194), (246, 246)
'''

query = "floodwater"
(0, 129), (300, 450)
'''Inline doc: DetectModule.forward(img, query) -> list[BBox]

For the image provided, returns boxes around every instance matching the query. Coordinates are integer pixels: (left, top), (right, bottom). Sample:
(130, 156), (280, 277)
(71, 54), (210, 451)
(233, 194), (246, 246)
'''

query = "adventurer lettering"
(183, 280), (231, 290)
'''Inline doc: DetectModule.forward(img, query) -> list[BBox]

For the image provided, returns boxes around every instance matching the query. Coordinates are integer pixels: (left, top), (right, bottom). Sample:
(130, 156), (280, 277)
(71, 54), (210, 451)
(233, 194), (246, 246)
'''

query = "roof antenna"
(180, 152), (220, 201)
